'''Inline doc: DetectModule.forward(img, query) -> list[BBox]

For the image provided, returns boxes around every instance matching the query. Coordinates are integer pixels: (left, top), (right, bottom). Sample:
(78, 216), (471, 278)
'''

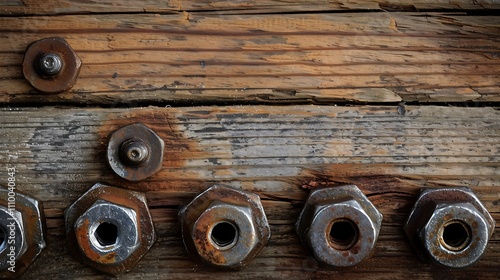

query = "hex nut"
(0, 207), (27, 263)
(404, 187), (495, 268)
(179, 185), (271, 269)
(296, 185), (383, 267)
(0, 187), (46, 278)
(74, 200), (140, 264)
(107, 123), (164, 181)
(64, 183), (156, 275)
(22, 37), (82, 93)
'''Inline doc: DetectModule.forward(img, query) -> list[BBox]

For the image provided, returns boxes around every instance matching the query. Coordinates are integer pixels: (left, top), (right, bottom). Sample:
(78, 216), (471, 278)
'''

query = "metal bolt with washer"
(107, 123), (164, 181)
(22, 37), (81, 93)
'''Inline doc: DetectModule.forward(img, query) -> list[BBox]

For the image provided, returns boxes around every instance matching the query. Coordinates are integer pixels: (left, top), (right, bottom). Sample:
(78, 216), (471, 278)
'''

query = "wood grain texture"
(0, 12), (499, 105)
(0, 105), (498, 279)
(2, 0), (500, 15)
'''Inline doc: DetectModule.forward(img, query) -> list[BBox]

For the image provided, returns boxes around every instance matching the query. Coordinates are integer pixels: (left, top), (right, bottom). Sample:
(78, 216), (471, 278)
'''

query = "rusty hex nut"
(179, 186), (271, 269)
(64, 183), (156, 275)
(107, 123), (164, 181)
(404, 187), (495, 268)
(0, 187), (46, 278)
(22, 37), (82, 93)
(296, 185), (383, 267)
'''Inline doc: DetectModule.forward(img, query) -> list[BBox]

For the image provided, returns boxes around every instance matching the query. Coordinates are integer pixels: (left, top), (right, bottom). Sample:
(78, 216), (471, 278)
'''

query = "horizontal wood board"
(0, 11), (499, 105)
(0, 105), (498, 279)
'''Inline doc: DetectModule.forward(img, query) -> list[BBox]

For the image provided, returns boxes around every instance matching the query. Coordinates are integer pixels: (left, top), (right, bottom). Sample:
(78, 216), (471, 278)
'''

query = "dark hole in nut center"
(211, 221), (238, 249)
(441, 220), (471, 251)
(95, 222), (118, 247)
(0, 225), (7, 251)
(328, 219), (359, 250)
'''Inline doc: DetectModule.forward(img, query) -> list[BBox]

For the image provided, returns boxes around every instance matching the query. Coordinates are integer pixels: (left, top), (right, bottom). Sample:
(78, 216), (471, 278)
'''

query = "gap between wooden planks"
(0, 11), (499, 105)
(2, 0), (500, 15)
(0, 105), (498, 279)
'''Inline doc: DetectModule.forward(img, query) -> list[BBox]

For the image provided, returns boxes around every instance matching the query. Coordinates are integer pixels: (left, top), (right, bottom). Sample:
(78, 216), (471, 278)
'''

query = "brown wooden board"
(2, 0), (500, 15)
(0, 105), (498, 279)
(0, 12), (499, 105)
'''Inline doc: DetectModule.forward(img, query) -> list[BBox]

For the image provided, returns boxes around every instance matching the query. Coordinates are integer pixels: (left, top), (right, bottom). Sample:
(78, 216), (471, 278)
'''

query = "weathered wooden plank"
(0, 105), (498, 279)
(1, 0), (500, 15)
(0, 12), (499, 104)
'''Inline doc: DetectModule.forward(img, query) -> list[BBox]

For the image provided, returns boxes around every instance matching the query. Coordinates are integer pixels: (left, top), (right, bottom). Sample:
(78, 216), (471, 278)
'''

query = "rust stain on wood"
(98, 109), (212, 191)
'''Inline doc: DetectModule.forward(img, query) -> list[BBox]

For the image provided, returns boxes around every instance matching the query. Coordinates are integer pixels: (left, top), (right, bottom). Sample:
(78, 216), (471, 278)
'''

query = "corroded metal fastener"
(0, 187), (46, 278)
(64, 183), (156, 276)
(296, 185), (383, 267)
(107, 123), (164, 181)
(179, 185), (271, 269)
(404, 187), (495, 268)
(22, 37), (82, 93)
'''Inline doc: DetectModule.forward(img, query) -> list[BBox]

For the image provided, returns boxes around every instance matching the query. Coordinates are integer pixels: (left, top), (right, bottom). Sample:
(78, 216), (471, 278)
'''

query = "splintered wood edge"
(1, 0), (500, 15)
(0, 105), (498, 279)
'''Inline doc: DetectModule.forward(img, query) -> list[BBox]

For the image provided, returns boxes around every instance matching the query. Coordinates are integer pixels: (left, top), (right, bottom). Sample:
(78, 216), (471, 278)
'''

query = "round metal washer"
(22, 37), (81, 93)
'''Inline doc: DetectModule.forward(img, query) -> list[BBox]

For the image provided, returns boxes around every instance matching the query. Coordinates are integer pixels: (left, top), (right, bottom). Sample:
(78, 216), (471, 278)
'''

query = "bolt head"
(36, 53), (63, 77)
(296, 185), (383, 267)
(64, 183), (156, 275)
(179, 185), (270, 269)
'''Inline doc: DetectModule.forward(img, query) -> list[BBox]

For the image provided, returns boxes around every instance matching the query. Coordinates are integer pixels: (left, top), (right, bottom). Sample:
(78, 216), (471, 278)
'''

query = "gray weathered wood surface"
(0, 105), (498, 279)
